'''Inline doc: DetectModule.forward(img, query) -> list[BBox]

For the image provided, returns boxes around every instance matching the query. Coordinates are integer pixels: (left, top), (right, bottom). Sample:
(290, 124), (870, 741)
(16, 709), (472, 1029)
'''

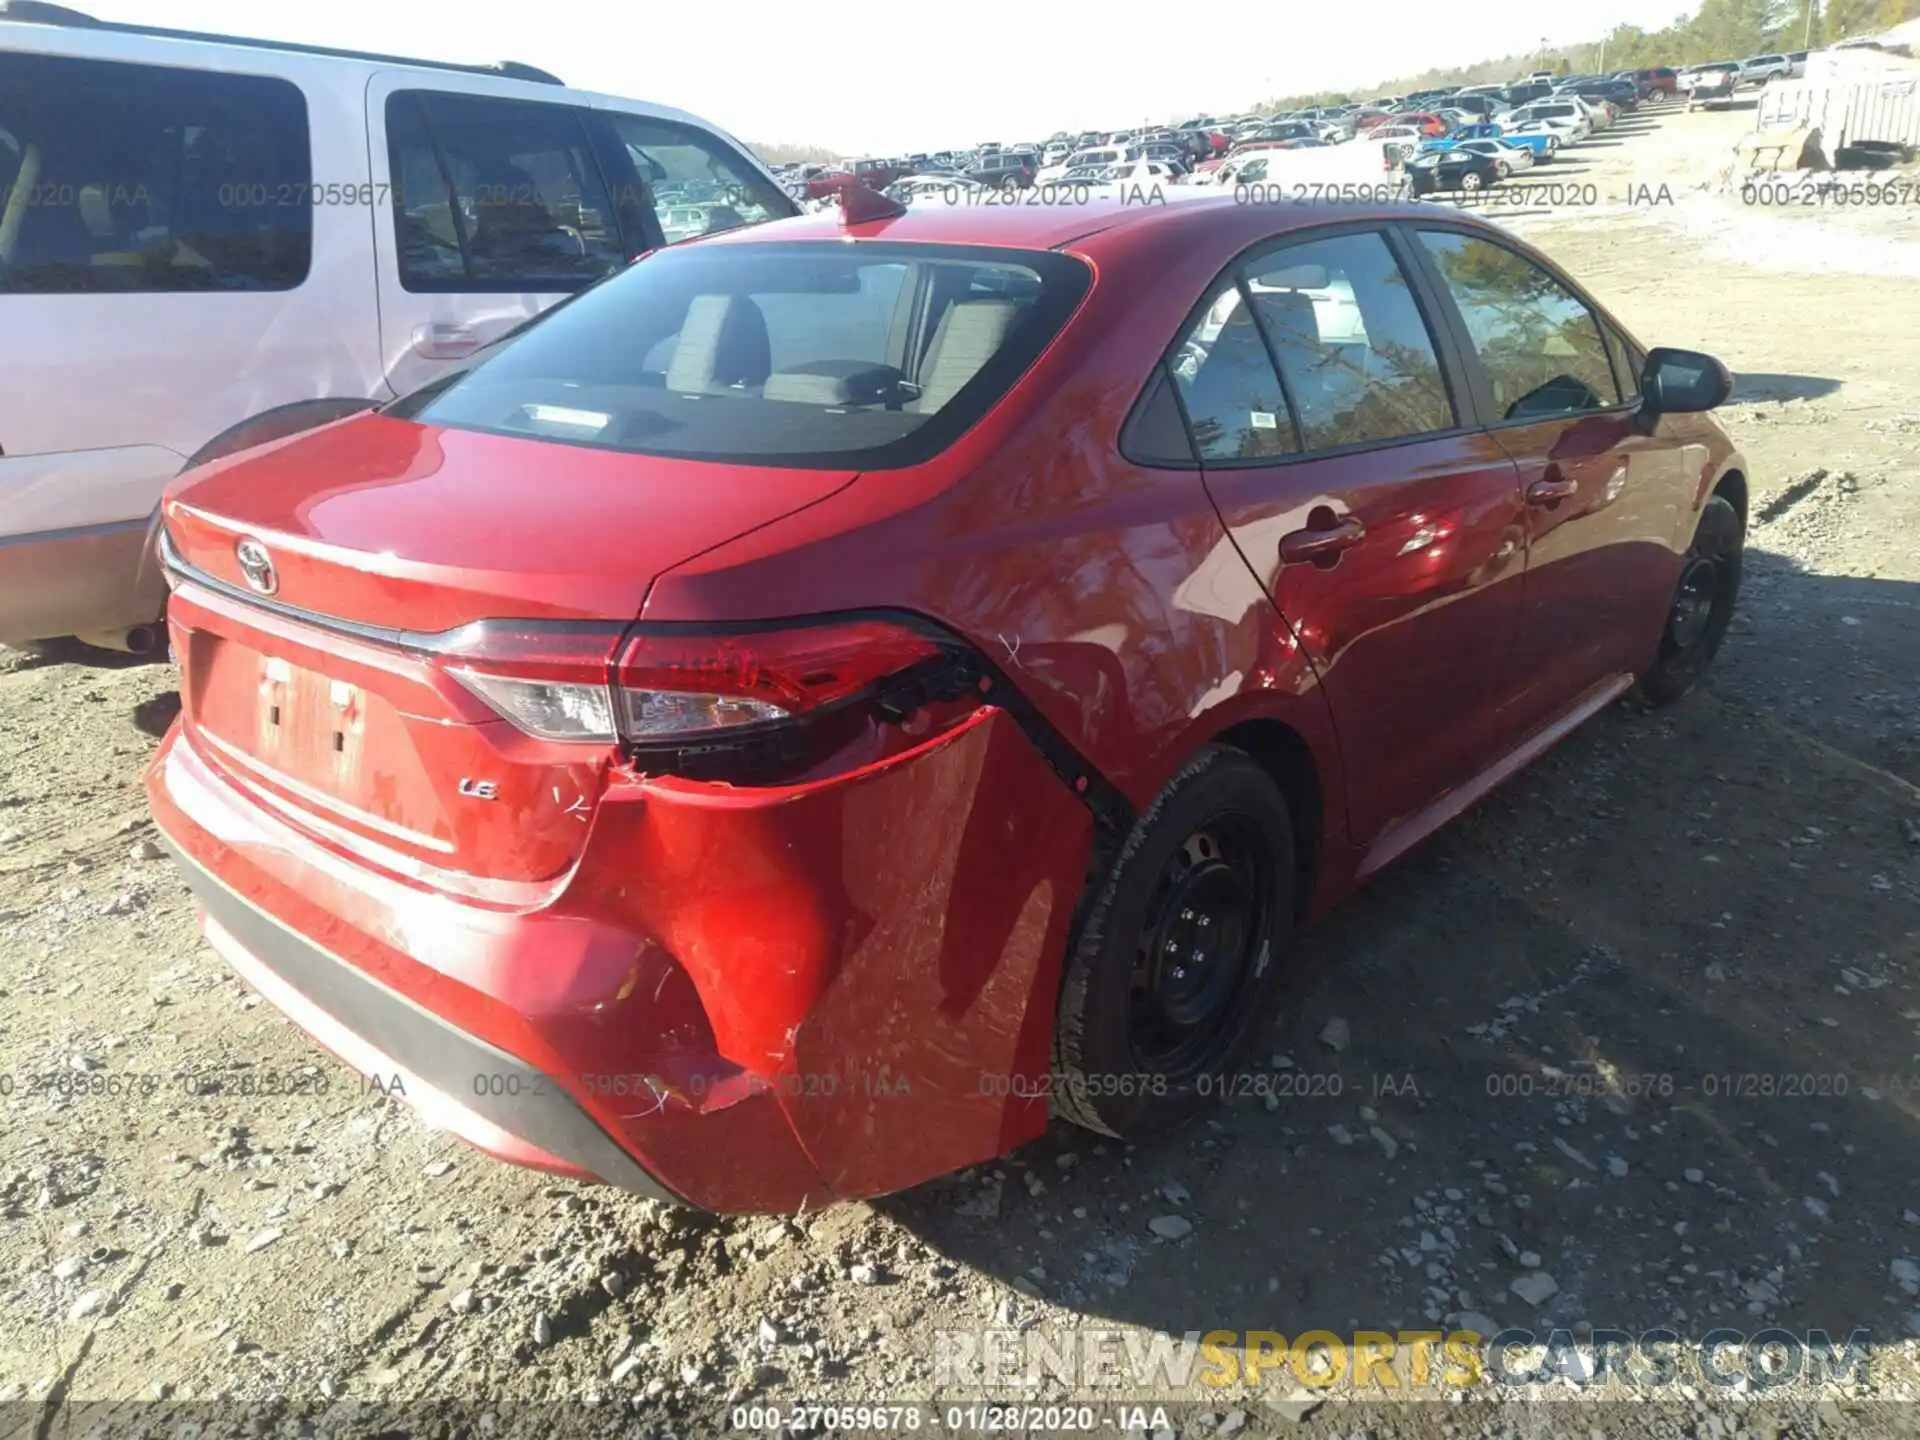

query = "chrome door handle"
(410, 323), (482, 360)
(1527, 474), (1579, 506)
(1279, 517), (1366, 565)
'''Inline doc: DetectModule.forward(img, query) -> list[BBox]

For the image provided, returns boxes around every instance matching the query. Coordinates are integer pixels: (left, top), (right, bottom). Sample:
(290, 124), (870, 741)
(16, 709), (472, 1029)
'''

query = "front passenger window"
(387, 91), (624, 292)
(1417, 230), (1623, 420)
(600, 113), (787, 245)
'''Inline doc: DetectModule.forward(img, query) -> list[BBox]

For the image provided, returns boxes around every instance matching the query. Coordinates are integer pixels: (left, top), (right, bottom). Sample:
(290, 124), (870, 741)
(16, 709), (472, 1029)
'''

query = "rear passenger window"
(1122, 365), (1200, 466)
(1241, 231), (1456, 449)
(1416, 230), (1622, 420)
(0, 53), (310, 294)
(1167, 281), (1299, 462)
(387, 91), (625, 292)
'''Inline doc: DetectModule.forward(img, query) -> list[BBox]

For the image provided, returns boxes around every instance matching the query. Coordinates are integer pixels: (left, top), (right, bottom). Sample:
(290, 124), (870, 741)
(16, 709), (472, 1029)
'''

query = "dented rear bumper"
(146, 702), (1094, 1213)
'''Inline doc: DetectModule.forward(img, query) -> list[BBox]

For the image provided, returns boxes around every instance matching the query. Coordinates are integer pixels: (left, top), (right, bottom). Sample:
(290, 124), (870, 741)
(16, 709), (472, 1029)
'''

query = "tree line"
(1258, 0), (1920, 111)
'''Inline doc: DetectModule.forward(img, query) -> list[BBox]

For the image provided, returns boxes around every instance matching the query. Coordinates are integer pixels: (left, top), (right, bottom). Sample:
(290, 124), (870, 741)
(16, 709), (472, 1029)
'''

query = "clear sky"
(77, 0), (1696, 154)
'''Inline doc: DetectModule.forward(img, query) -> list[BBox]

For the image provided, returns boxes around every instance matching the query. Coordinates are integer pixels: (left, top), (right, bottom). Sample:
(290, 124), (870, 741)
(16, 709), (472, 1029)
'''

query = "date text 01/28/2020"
(727, 1404), (1175, 1433)
(468, 1070), (913, 1101)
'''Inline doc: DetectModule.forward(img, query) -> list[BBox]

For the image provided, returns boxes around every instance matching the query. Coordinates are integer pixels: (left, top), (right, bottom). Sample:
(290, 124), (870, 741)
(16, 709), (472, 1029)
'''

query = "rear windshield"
(389, 241), (1091, 469)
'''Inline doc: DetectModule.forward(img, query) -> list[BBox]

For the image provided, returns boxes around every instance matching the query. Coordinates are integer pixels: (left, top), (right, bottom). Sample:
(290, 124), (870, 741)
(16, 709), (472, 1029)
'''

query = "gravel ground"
(2, 97), (1919, 1439)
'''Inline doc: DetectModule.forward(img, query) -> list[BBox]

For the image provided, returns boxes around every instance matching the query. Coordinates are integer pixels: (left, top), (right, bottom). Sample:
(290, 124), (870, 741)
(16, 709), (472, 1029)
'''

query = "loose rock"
(1509, 1271), (1560, 1307)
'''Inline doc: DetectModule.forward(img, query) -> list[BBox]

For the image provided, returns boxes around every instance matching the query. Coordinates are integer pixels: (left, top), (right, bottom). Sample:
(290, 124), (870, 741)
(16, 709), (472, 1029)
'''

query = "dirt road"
(2, 97), (1918, 1438)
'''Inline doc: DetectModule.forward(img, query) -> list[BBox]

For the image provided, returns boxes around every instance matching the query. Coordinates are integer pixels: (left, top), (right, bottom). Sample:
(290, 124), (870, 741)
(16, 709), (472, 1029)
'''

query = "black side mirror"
(1640, 347), (1733, 414)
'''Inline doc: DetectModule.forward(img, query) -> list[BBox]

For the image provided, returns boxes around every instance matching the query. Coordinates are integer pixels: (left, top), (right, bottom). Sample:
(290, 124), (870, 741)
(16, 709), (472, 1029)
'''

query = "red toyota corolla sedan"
(146, 193), (1746, 1213)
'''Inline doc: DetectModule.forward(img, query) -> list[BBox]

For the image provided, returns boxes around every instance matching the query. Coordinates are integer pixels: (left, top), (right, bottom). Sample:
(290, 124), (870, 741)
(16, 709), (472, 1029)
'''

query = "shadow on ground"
(1730, 372), (1844, 403)
(882, 551), (1920, 1366)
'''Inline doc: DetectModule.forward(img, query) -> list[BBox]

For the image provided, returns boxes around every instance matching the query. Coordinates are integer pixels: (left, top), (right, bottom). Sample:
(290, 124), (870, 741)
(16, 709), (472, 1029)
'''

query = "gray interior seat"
(909, 298), (1019, 414)
(666, 294), (773, 393)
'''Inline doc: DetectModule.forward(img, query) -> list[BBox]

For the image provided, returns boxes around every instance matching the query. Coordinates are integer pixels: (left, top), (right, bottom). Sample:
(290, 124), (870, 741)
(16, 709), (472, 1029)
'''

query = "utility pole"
(1803, 0), (1816, 49)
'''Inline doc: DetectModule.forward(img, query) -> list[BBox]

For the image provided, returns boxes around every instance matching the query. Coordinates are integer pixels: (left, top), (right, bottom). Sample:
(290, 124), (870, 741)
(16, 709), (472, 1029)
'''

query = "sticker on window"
(1250, 412), (1279, 429)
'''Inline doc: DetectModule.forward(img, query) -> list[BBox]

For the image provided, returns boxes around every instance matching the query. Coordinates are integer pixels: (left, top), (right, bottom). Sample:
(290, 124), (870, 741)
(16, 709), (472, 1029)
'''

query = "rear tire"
(1053, 745), (1296, 1140)
(1635, 493), (1743, 706)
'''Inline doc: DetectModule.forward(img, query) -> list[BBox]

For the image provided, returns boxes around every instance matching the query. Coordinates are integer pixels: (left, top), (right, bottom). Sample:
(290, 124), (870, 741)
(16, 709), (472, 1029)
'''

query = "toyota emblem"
(235, 537), (278, 595)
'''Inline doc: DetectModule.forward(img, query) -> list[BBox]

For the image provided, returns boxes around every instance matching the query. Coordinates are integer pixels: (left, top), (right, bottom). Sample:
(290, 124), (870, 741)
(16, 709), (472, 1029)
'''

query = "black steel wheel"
(1636, 492), (1743, 705)
(1054, 745), (1295, 1139)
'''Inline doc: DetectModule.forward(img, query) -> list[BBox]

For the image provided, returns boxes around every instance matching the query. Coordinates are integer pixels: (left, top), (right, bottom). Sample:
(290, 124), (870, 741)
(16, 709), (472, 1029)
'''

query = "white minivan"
(0, 1), (794, 654)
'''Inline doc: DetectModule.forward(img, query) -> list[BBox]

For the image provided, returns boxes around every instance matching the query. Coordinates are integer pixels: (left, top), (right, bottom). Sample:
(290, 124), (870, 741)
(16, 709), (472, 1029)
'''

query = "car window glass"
(1417, 230), (1622, 420)
(0, 52), (309, 293)
(387, 91), (624, 292)
(0, 126), (21, 205)
(399, 241), (1089, 469)
(1240, 231), (1455, 450)
(598, 113), (784, 246)
(749, 261), (910, 374)
(1122, 364), (1199, 466)
(1605, 321), (1646, 401)
(1167, 281), (1299, 462)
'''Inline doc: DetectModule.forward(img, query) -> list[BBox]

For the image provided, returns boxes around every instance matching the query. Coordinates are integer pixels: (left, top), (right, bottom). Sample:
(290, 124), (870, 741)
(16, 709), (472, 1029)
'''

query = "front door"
(1406, 227), (1688, 737)
(1174, 227), (1529, 851)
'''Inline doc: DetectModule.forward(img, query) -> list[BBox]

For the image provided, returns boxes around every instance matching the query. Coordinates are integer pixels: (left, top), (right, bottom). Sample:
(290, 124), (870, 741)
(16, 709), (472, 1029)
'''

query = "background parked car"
(1425, 120), (1560, 160)
(1456, 137), (1536, 175)
(1738, 53), (1793, 85)
(849, 157), (907, 189)
(0, 2), (793, 656)
(1504, 100), (1595, 140)
(1439, 93), (1503, 120)
(1684, 61), (1740, 109)
(1618, 65), (1680, 98)
(1568, 78), (1640, 112)
(1404, 146), (1503, 194)
(969, 151), (1037, 189)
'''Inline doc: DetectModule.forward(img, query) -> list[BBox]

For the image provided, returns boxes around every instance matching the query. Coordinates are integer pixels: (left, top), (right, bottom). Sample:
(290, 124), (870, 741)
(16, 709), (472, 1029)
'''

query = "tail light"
(437, 615), (968, 767)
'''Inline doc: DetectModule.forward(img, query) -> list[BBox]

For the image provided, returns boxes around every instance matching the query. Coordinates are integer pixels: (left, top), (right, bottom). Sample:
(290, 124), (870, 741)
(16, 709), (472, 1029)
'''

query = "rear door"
(1172, 225), (1529, 852)
(366, 73), (631, 398)
(1405, 225), (1687, 739)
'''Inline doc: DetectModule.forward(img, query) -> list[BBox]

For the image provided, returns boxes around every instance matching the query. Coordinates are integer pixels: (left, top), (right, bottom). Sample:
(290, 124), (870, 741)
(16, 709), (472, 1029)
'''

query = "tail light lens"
(439, 616), (952, 748)
(440, 622), (625, 742)
(613, 621), (943, 739)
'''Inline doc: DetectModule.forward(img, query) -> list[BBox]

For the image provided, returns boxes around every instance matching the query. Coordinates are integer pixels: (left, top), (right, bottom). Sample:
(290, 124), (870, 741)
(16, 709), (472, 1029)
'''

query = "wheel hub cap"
(1669, 555), (1718, 648)
(1129, 822), (1273, 1072)
(1151, 861), (1249, 1028)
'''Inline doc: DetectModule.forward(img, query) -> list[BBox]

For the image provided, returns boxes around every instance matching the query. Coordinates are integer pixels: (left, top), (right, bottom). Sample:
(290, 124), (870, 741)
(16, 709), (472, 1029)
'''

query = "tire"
(1053, 744), (1296, 1140)
(1462, 170), (1484, 192)
(1635, 493), (1743, 706)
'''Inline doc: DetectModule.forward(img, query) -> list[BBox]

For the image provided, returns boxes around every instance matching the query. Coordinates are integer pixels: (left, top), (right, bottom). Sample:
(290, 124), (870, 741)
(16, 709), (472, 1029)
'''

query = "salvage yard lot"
(3, 101), (1919, 1435)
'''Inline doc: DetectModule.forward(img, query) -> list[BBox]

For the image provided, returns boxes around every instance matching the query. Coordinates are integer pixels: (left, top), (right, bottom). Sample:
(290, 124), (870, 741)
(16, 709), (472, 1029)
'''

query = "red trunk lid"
(162, 413), (856, 891)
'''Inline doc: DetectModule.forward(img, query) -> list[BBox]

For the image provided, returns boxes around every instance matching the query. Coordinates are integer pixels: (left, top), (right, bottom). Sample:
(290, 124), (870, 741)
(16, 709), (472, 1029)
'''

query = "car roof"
(695, 191), (1474, 259)
(0, 6), (741, 139)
